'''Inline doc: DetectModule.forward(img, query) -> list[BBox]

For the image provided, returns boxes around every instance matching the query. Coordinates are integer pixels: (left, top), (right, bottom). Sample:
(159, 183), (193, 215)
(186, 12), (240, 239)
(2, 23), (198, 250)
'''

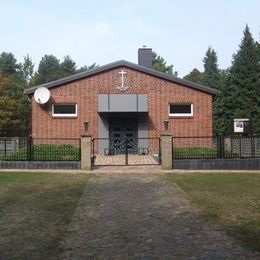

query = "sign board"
(233, 118), (251, 134)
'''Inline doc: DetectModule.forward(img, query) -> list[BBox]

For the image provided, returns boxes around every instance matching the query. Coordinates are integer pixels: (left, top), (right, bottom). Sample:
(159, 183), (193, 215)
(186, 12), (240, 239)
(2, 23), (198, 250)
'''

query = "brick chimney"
(138, 47), (153, 68)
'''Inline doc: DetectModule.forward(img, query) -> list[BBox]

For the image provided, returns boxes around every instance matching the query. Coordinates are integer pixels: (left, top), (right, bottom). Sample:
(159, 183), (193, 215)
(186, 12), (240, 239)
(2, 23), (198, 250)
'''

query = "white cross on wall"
(117, 69), (129, 91)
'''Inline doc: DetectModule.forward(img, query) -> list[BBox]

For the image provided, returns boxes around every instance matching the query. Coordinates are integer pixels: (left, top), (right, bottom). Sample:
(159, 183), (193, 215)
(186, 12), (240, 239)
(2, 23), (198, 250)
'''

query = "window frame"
(169, 103), (193, 117)
(52, 104), (78, 118)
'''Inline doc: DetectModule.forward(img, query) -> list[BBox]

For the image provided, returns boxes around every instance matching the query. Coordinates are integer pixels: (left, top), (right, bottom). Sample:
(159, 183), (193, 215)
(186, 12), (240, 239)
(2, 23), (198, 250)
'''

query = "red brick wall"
(31, 67), (213, 138)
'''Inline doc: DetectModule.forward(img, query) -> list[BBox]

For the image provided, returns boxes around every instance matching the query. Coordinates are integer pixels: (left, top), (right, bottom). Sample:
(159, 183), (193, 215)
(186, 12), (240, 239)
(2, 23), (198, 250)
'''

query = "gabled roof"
(24, 60), (218, 95)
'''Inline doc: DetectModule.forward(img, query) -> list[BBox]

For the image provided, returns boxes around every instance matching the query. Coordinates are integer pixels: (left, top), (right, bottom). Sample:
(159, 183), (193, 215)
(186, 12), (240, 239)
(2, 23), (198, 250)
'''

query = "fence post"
(221, 134), (225, 158)
(4, 137), (7, 156)
(239, 136), (242, 157)
(217, 134), (224, 158)
(27, 135), (32, 161)
(125, 138), (128, 166)
(251, 135), (255, 157)
(161, 133), (173, 170)
(81, 135), (92, 170)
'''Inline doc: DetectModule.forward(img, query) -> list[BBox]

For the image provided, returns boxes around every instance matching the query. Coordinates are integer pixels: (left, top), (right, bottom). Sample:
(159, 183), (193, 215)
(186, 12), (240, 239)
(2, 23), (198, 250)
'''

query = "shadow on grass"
(164, 172), (260, 253)
(226, 224), (260, 252)
(0, 172), (95, 259)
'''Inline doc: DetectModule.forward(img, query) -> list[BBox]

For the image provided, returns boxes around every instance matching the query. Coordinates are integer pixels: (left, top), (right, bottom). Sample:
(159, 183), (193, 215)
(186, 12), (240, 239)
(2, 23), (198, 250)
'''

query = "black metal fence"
(172, 135), (260, 159)
(0, 137), (81, 161)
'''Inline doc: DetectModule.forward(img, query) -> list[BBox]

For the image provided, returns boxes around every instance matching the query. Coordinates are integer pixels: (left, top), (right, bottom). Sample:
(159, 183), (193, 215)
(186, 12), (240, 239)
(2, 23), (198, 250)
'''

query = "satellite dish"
(34, 87), (50, 104)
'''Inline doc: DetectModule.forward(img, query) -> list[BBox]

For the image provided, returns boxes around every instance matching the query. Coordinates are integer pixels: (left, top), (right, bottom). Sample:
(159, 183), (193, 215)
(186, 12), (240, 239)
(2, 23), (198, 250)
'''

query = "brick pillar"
(81, 135), (92, 170)
(161, 133), (173, 170)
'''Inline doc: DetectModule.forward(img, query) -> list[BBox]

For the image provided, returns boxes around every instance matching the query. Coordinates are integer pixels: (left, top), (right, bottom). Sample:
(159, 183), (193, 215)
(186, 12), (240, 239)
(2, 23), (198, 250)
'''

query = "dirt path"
(59, 173), (259, 259)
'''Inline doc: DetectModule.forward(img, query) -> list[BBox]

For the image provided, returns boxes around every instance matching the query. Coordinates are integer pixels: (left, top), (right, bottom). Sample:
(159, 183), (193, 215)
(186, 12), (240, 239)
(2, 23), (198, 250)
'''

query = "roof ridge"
(24, 60), (218, 95)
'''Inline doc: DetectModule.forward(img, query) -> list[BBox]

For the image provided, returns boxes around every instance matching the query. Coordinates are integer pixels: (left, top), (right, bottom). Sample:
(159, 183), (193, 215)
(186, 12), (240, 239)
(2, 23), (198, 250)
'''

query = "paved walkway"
(58, 172), (259, 259)
(94, 154), (160, 166)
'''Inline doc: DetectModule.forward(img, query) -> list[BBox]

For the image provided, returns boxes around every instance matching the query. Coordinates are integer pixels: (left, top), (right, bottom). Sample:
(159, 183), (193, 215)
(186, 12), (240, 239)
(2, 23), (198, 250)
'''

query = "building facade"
(25, 49), (217, 143)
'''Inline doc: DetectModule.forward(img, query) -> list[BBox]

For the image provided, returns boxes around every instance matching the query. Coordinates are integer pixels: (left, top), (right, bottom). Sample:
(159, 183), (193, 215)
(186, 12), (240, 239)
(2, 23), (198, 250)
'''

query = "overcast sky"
(0, 0), (259, 77)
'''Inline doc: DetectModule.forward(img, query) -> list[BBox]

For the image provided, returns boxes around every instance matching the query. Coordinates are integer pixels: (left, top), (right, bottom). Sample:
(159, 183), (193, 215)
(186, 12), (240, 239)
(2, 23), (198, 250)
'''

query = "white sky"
(0, 0), (259, 77)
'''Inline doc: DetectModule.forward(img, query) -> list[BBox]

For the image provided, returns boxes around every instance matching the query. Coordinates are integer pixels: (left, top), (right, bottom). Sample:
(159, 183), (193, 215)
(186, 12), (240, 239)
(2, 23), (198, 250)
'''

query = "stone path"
(59, 172), (259, 259)
(94, 154), (160, 166)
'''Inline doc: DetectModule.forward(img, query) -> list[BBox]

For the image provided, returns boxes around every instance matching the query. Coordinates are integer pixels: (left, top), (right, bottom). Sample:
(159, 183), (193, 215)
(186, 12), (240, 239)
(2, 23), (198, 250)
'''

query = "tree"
(34, 55), (61, 84)
(60, 55), (77, 77)
(202, 47), (220, 88)
(77, 63), (99, 73)
(0, 75), (30, 136)
(227, 25), (260, 134)
(152, 52), (177, 76)
(201, 47), (227, 134)
(0, 52), (20, 76)
(20, 54), (34, 84)
(213, 69), (230, 134)
(183, 68), (203, 83)
(0, 52), (31, 136)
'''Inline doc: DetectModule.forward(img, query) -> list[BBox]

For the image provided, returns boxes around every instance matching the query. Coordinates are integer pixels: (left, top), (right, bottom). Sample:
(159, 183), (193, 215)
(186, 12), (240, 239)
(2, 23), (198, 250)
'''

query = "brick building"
(25, 48), (217, 146)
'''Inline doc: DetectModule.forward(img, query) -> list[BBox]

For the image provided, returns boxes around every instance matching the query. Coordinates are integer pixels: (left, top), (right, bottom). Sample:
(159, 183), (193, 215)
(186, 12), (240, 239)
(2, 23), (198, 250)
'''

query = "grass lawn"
(165, 172), (260, 252)
(0, 171), (93, 259)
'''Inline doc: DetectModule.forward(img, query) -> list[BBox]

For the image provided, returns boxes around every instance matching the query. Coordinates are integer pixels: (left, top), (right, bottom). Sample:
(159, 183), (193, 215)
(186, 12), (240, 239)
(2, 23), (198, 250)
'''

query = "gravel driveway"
(59, 172), (259, 259)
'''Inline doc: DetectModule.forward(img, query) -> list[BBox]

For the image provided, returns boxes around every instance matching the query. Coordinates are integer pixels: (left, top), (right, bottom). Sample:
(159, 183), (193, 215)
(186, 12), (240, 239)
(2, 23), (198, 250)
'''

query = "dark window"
(53, 104), (77, 115)
(169, 104), (193, 116)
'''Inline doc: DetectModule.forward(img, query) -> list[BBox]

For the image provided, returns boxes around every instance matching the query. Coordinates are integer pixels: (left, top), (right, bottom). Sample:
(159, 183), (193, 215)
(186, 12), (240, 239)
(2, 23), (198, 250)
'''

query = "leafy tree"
(0, 52), (20, 76)
(0, 52), (31, 136)
(152, 52), (177, 76)
(60, 55), (77, 77)
(183, 68), (203, 83)
(227, 25), (260, 134)
(0, 75), (30, 136)
(34, 55), (61, 84)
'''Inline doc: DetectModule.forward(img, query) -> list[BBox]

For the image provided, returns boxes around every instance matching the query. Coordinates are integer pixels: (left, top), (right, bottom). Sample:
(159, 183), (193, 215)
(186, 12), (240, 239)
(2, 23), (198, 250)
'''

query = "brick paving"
(58, 172), (259, 259)
(94, 154), (160, 166)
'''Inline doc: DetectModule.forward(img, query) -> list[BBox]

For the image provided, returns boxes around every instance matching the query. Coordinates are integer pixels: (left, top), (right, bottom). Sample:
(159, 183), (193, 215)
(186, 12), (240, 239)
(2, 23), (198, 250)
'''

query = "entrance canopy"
(98, 94), (148, 112)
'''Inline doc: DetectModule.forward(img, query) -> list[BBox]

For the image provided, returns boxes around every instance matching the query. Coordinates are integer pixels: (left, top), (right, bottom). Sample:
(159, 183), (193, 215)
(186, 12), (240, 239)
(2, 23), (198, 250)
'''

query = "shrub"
(173, 147), (218, 159)
(2, 144), (80, 161)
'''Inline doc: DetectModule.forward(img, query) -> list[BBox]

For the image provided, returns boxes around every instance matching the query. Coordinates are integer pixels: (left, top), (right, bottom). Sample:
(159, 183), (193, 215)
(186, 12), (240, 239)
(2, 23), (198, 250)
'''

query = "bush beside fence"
(0, 137), (81, 161)
(172, 135), (260, 159)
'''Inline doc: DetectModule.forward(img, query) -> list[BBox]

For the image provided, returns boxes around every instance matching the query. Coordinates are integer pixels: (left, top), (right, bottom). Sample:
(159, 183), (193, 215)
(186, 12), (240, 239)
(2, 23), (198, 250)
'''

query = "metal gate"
(92, 137), (160, 166)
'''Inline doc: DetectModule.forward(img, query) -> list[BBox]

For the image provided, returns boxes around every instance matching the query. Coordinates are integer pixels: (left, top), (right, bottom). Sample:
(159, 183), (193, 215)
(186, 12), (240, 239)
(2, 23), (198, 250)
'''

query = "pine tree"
(60, 55), (77, 77)
(34, 55), (61, 84)
(77, 63), (99, 73)
(0, 52), (20, 76)
(202, 47), (220, 88)
(152, 52), (177, 76)
(20, 54), (34, 84)
(228, 25), (260, 134)
(202, 47), (227, 134)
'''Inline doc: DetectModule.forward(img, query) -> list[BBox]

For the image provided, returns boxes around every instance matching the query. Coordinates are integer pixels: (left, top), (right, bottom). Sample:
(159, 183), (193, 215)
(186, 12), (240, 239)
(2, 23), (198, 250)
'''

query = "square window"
(52, 104), (77, 117)
(169, 104), (193, 117)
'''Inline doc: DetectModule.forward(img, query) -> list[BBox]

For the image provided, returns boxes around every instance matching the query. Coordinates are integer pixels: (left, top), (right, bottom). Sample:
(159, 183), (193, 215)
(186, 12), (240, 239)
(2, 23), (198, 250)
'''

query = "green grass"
(165, 172), (260, 251)
(0, 172), (93, 259)
(2, 144), (80, 161)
